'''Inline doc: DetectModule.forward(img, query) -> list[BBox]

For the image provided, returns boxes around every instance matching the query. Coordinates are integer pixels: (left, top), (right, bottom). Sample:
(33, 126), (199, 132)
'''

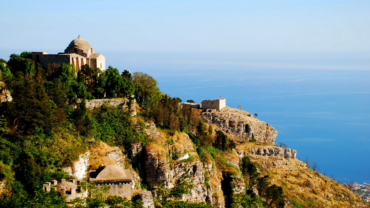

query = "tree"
(312, 161), (318, 171)
(133, 72), (161, 115)
(215, 130), (235, 151)
(241, 157), (260, 189)
(187, 100), (195, 103)
(120, 70), (135, 98)
(7, 73), (56, 135)
(305, 157), (310, 169)
(103, 66), (122, 98)
(254, 113), (258, 118)
(78, 64), (101, 95)
(278, 142), (287, 148)
(266, 185), (285, 207)
(7, 52), (43, 78)
(347, 181), (355, 192)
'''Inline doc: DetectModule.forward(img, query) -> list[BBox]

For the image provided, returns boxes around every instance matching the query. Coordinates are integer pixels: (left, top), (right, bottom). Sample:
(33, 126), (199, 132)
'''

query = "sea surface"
(1, 50), (369, 183)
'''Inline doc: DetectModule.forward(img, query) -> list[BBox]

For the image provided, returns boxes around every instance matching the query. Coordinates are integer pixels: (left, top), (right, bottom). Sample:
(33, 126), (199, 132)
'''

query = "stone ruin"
(43, 179), (88, 202)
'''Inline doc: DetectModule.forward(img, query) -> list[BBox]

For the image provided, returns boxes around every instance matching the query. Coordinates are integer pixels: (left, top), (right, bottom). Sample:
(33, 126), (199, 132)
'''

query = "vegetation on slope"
(0, 52), (367, 208)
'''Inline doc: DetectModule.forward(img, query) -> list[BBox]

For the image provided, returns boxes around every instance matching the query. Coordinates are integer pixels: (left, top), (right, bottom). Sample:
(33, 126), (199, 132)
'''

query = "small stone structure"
(89, 165), (133, 199)
(43, 179), (88, 202)
(76, 98), (137, 116)
(32, 35), (105, 71)
(201, 97), (226, 111)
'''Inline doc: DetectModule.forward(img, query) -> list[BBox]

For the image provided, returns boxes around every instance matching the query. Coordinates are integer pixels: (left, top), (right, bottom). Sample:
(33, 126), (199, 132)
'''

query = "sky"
(1, 0), (369, 183)
(1, 0), (370, 53)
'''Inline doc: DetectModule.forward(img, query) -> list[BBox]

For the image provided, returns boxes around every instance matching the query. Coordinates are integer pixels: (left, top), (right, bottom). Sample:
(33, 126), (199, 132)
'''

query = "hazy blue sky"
(1, 0), (370, 53)
(1, 1), (369, 182)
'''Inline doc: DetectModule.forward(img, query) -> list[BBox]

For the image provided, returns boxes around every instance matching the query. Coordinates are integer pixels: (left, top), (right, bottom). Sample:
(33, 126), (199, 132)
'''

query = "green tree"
(121, 70), (135, 98)
(133, 72), (161, 115)
(241, 156), (260, 189)
(215, 130), (236, 151)
(7, 52), (43, 79)
(104, 66), (123, 98)
(7, 73), (56, 135)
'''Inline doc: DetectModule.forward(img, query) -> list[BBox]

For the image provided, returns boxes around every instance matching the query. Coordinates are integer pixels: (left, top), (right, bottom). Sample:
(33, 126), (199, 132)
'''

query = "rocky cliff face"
(0, 81), (12, 102)
(237, 146), (297, 160)
(144, 143), (171, 188)
(133, 191), (155, 208)
(63, 151), (90, 181)
(201, 107), (278, 144)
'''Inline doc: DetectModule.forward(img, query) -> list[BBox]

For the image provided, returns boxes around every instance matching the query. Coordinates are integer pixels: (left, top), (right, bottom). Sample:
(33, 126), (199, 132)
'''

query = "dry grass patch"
(145, 142), (167, 160)
(246, 154), (367, 207)
(90, 141), (117, 155)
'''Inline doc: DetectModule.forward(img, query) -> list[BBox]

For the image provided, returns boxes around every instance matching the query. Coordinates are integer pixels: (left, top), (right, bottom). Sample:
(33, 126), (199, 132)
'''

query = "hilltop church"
(32, 35), (105, 71)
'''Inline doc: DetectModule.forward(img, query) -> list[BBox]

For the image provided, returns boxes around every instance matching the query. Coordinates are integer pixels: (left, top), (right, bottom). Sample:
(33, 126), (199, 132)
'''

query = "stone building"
(32, 35), (105, 71)
(201, 97), (226, 111)
(43, 179), (88, 202)
(89, 165), (133, 199)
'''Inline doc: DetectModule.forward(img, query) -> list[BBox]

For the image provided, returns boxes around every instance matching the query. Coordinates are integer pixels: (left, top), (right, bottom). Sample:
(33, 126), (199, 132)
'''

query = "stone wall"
(41, 54), (71, 70)
(78, 98), (137, 116)
(97, 183), (132, 200)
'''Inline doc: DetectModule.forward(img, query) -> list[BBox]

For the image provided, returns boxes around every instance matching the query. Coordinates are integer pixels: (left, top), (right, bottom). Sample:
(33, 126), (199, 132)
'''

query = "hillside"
(0, 53), (368, 208)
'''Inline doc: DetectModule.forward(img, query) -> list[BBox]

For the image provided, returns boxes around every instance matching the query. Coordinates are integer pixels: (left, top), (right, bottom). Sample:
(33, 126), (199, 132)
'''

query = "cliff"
(201, 107), (278, 144)
(59, 107), (367, 208)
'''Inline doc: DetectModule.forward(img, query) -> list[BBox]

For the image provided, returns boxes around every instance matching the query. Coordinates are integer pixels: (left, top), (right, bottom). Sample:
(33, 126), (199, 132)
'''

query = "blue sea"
(1, 50), (369, 183)
(106, 51), (370, 184)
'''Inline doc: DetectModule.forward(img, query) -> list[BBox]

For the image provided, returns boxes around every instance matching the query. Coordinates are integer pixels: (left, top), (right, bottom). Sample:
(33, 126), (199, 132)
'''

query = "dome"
(65, 35), (92, 54)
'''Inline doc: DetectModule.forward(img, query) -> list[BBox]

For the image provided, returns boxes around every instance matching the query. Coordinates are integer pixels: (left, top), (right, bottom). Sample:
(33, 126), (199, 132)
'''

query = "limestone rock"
(171, 161), (207, 202)
(201, 108), (278, 144)
(134, 190), (155, 208)
(241, 147), (297, 160)
(63, 151), (90, 180)
(144, 143), (170, 188)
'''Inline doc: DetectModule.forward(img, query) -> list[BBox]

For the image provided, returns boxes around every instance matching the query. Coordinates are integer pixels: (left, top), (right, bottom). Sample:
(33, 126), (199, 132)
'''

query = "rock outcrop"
(201, 107), (278, 144)
(133, 191), (155, 208)
(237, 146), (297, 160)
(171, 161), (208, 202)
(0, 81), (12, 102)
(144, 143), (171, 188)
(63, 151), (90, 180)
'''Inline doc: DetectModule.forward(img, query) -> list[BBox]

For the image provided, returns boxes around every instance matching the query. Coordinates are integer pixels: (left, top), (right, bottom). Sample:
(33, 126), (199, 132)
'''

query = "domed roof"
(90, 165), (132, 183)
(67, 35), (92, 53)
